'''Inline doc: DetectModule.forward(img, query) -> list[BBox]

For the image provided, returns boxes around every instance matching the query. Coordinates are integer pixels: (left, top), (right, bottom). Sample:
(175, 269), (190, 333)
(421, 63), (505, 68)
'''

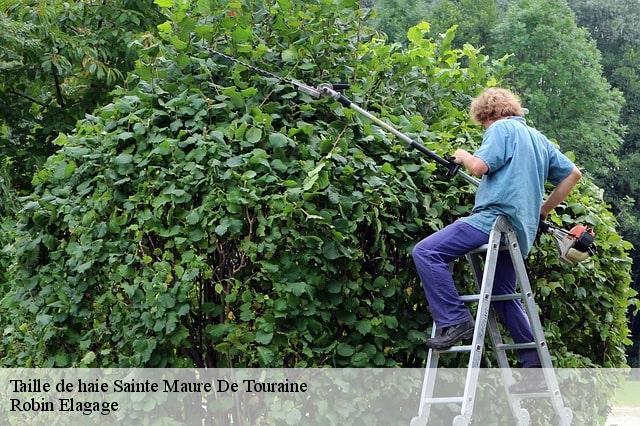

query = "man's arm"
(540, 166), (582, 219)
(453, 148), (489, 177)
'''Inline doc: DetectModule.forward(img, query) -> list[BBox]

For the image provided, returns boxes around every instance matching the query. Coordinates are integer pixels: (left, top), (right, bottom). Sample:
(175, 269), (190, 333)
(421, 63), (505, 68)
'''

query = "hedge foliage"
(0, 0), (635, 372)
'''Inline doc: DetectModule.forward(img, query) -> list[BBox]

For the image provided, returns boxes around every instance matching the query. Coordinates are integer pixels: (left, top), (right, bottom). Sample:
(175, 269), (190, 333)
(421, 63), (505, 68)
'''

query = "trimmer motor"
(546, 223), (596, 264)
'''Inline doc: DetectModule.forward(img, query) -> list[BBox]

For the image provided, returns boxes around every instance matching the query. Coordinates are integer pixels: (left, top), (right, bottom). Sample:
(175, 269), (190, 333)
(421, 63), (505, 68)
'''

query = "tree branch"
(8, 90), (48, 107)
(51, 67), (66, 108)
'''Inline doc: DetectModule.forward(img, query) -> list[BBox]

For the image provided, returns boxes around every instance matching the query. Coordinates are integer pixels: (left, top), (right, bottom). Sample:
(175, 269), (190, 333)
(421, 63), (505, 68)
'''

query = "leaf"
(302, 173), (319, 191)
(416, 21), (430, 32)
(154, 0), (174, 7)
(53, 161), (76, 180)
(407, 27), (424, 44)
(55, 353), (70, 367)
(210, 130), (225, 143)
(269, 132), (288, 148)
(157, 21), (173, 35)
(298, 62), (315, 70)
(114, 153), (133, 165)
(225, 156), (244, 167)
(232, 26), (252, 43)
(351, 352), (369, 367)
(322, 241), (339, 260)
(380, 163), (395, 175)
(257, 346), (274, 365)
(373, 276), (386, 288)
(81, 351), (96, 365)
(188, 228), (205, 242)
(276, 0), (291, 8)
(271, 159), (289, 172)
(281, 48), (297, 62)
(207, 324), (233, 340)
(403, 164), (421, 173)
(118, 131), (134, 140)
(355, 320), (372, 335)
(170, 35), (188, 51)
(195, 24), (214, 36)
(286, 282), (309, 296)
(382, 286), (395, 297)
(302, 162), (326, 190)
(133, 123), (146, 135)
(246, 127), (262, 143)
(255, 330), (274, 345)
(319, 138), (333, 154)
(384, 316), (398, 329)
(215, 223), (228, 235)
(177, 304), (190, 316)
(185, 210), (201, 225)
(336, 343), (354, 357)
(54, 133), (68, 146)
(196, 0), (211, 14)
(77, 261), (93, 273)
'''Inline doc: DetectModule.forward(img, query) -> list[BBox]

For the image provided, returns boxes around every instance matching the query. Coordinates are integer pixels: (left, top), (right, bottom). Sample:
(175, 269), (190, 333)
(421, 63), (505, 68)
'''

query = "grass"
(613, 379), (640, 407)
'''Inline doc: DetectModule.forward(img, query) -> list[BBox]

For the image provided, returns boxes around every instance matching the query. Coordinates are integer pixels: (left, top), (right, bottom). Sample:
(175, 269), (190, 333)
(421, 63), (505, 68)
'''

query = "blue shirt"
(460, 116), (575, 256)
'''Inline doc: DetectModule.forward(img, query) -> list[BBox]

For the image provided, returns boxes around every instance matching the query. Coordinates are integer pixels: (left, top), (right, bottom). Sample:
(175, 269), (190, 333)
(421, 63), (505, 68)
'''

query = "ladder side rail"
(499, 222), (554, 367)
(457, 224), (502, 423)
(467, 245), (528, 425)
(416, 325), (441, 422)
(500, 221), (573, 426)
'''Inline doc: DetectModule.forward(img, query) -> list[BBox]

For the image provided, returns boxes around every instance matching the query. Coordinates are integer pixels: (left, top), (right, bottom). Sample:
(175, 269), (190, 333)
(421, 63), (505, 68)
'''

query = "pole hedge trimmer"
(206, 47), (596, 264)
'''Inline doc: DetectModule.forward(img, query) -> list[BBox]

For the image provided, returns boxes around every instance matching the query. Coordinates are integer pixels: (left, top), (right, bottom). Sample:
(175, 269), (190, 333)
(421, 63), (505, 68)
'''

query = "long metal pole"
(317, 84), (481, 186)
(349, 103), (480, 186)
(206, 49), (480, 186)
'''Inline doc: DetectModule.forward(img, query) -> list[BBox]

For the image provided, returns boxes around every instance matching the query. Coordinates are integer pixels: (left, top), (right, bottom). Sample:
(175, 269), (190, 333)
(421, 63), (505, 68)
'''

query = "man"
(412, 87), (582, 370)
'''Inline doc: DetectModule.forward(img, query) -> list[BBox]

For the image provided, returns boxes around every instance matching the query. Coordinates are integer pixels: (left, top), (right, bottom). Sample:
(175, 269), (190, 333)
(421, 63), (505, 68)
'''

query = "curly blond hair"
(469, 88), (524, 125)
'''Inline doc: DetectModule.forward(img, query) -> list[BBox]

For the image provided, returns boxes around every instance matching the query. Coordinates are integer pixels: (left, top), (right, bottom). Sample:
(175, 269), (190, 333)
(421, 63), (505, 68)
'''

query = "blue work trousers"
(412, 220), (540, 367)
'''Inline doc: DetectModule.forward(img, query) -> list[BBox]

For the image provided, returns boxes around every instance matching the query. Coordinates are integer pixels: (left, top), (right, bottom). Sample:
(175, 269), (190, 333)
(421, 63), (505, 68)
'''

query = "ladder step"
(496, 342), (537, 350)
(468, 244), (508, 254)
(437, 345), (473, 353)
(512, 391), (552, 399)
(459, 293), (522, 302)
(425, 397), (464, 404)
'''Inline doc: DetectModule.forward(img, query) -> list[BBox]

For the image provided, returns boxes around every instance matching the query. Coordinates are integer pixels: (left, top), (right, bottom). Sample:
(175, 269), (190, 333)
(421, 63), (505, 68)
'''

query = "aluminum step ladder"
(411, 216), (573, 426)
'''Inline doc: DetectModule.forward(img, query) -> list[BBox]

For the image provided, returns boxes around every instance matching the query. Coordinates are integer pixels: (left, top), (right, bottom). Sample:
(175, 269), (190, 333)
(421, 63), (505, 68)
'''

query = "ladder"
(410, 216), (573, 426)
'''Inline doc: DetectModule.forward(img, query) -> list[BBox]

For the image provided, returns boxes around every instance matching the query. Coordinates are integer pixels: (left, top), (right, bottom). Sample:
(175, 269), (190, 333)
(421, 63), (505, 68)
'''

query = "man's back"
(460, 116), (575, 255)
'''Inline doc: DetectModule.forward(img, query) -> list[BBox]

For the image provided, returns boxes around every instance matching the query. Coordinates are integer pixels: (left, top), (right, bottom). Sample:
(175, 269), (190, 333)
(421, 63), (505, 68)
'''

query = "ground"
(605, 380), (640, 426)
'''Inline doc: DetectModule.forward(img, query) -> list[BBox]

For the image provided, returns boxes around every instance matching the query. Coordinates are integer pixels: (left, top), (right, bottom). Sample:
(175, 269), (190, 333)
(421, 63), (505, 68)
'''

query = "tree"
(371, 0), (426, 43)
(566, 0), (640, 197)
(0, 0), (163, 192)
(566, 0), (640, 368)
(0, 0), (164, 303)
(491, 0), (625, 183)
(422, 0), (499, 48)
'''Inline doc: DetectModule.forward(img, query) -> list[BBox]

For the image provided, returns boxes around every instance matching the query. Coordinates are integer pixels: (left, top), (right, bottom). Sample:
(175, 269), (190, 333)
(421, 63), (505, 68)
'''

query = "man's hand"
(453, 148), (488, 177)
(452, 148), (471, 164)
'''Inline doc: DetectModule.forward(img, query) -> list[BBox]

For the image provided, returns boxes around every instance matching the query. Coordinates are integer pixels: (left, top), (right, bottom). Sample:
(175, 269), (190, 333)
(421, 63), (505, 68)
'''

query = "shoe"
(509, 373), (547, 394)
(426, 319), (475, 350)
